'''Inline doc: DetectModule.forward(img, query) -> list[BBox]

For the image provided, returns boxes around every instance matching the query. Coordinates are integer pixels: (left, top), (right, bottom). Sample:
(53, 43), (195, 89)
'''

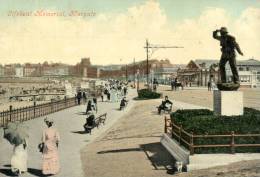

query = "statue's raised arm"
(213, 30), (221, 40)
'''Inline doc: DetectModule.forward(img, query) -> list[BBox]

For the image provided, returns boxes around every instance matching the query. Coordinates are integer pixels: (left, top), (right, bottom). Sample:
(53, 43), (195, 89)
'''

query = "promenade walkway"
(80, 98), (206, 177)
(0, 88), (137, 177)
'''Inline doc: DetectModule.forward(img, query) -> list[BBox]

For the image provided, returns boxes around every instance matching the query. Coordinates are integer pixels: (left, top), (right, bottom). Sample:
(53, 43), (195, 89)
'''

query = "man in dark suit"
(158, 96), (173, 114)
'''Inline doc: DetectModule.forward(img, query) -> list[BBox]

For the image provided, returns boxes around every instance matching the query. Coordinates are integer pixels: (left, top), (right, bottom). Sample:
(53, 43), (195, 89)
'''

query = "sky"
(0, 0), (260, 65)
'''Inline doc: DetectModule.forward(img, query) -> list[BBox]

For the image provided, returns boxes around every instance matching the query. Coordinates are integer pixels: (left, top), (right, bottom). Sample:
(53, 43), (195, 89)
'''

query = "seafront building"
(1, 58), (260, 88)
(0, 65), (4, 77)
(15, 66), (24, 77)
(177, 59), (260, 88)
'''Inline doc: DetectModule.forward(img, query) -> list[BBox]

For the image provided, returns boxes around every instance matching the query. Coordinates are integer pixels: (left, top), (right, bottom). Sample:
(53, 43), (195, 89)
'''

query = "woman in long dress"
(110, 88), (117, 102)
(41, 118), (60, 175)
(11, 140), (28, 175)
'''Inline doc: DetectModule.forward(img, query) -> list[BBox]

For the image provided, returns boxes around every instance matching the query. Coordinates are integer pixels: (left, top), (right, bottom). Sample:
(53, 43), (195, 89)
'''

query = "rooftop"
(194, 59), (260, 68)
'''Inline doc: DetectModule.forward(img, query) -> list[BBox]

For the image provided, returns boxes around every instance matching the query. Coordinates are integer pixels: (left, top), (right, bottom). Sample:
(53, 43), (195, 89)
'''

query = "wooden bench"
(96, 113), (107, 127)
(84, 113), (107, 134)
(157, 104), (173, 114)
(164, 104), (172, 114)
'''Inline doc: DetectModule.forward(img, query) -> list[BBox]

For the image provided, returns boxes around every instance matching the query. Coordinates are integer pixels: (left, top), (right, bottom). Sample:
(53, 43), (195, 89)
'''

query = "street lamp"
(125, 64), (128, 82)
(133, 58), (136, 88)
(137, 69), (140, 91)
(150, 69), (154, 90)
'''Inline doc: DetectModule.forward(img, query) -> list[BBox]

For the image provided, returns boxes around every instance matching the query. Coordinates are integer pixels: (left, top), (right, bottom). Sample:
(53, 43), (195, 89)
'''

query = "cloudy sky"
(0, 0), (260, 65)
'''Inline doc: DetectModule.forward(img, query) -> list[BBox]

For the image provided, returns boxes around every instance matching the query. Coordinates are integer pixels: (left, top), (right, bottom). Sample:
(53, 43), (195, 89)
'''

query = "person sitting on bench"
(120, 97), (128, 110)
(158, 96), (173, 114)
(83, 113), (95, 133)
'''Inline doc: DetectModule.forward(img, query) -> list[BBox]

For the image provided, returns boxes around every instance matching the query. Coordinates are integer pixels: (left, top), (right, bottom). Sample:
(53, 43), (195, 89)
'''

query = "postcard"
(0, 0), (260, 177)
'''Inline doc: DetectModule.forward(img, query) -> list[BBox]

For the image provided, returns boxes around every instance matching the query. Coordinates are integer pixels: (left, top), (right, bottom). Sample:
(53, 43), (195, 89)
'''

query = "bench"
(157, 104), (172, 114)
(84, 113), (107, 134)
(164, 104), (172, 114)
(120, 100), (128, 110)
(96, 113), (107, 126)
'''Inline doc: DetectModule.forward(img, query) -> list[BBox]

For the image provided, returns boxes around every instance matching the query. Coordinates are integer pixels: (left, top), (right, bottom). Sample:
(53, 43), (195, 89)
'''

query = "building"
(99, 69), (125, 79)
(73, 58), (99, 78)
(15, 67), (24, 77)
(96, 64), (123, 71)
(98, 59), (178, 82)
(178, 58), (260, 88)
(0, 65), (4, 77)
(42, 64), (69, 76)
(153, 63), (185, 82)
(177, 60), (219, 86)
(23, 63), (41, 77)
(237, 59), (260, 72)
(4, 64), (16, 77)
(227, 59), (260, 88)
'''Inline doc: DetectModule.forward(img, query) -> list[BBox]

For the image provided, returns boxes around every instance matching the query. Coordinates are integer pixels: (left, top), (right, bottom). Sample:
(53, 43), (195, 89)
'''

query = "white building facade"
(0, 65), (4, 77)
(15, 67), (24, 77)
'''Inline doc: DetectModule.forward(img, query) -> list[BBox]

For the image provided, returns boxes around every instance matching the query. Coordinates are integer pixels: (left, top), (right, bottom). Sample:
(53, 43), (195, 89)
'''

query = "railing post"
(190, 131), (194, 155)
(179, 125), (182, 144)
(231, 131), (235, 154)
(33, 101), (36, 118)
(9, 105), (12, 122)
(51, 100), (54, 113)
(25, 106), (28, 120)
(18, 108), (21, 122)
(64, 96), (67, 108)
(171, 118), (175, 138)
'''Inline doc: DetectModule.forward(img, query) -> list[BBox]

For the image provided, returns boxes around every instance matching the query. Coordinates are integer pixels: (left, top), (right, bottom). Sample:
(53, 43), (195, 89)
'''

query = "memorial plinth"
(213, 90), (243, 116)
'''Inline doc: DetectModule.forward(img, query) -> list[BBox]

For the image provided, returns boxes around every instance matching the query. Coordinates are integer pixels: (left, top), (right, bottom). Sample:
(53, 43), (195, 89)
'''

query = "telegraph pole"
(146, 39), (149, 86)
(144, 39), (184, 89)
(125, 64), (128, 82)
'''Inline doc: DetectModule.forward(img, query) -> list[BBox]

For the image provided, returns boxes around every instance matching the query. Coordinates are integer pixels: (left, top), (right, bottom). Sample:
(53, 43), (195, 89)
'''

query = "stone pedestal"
(213, 90), (243, 116)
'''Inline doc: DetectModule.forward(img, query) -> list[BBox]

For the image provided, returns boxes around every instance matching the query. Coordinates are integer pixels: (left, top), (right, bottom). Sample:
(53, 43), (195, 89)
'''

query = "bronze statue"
(213, 27), (243, 90)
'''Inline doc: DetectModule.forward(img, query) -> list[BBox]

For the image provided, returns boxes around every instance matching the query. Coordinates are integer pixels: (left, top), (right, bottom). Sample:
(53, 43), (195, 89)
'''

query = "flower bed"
(137, 89), (161, 99)
(169, 108), (260, 153)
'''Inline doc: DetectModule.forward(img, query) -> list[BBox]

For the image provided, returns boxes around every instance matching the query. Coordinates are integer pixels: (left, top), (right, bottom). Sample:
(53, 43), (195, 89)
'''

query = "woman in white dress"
(110, 88), (117, 102)
(11, 139), (28, 175)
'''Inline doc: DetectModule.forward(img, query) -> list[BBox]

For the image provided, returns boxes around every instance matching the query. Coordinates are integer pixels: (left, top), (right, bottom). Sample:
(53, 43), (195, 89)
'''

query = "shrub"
(170, 108), (260, 153)
(137, 89), (161, 99)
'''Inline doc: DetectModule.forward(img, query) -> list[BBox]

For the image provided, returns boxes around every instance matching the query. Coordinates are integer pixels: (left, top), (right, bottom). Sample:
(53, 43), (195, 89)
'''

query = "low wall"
(188, 153), (260, 171)
(161, 133), (260, 171)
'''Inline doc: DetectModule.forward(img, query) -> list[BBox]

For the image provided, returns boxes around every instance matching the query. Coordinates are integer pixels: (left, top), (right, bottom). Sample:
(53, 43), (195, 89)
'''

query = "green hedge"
(137, 89), (161, 99)
(170, 108), (260, 153)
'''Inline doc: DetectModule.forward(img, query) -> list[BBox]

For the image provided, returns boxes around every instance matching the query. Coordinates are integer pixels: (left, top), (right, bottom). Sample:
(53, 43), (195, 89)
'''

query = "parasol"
(3, 122), (29, 146)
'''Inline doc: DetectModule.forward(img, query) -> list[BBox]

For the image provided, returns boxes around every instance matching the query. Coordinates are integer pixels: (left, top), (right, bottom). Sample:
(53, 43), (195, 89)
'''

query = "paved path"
(0, 88), (137, 177)
(80, 97), (207, 177)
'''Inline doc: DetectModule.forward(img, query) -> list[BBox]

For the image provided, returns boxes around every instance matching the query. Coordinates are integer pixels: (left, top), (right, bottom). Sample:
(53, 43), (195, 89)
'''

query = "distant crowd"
(3, 79), (130, 176)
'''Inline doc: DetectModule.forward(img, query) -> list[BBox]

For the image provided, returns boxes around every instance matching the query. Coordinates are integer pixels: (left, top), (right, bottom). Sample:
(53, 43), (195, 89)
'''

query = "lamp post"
(133, 58), (136, 88)
(143, 39), (184, 89)
(151, 69), (154, 91)
(137, 69), (140, 91)
(125, 64), (128, 82)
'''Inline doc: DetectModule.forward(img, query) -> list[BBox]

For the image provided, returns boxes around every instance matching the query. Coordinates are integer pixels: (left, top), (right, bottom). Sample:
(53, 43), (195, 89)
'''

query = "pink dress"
(42, 128), (60, 175)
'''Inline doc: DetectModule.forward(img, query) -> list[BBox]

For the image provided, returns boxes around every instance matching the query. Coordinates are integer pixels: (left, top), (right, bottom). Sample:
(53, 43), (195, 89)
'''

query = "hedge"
(170, 108), (260, 153)
(137, 89), (161, 99)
